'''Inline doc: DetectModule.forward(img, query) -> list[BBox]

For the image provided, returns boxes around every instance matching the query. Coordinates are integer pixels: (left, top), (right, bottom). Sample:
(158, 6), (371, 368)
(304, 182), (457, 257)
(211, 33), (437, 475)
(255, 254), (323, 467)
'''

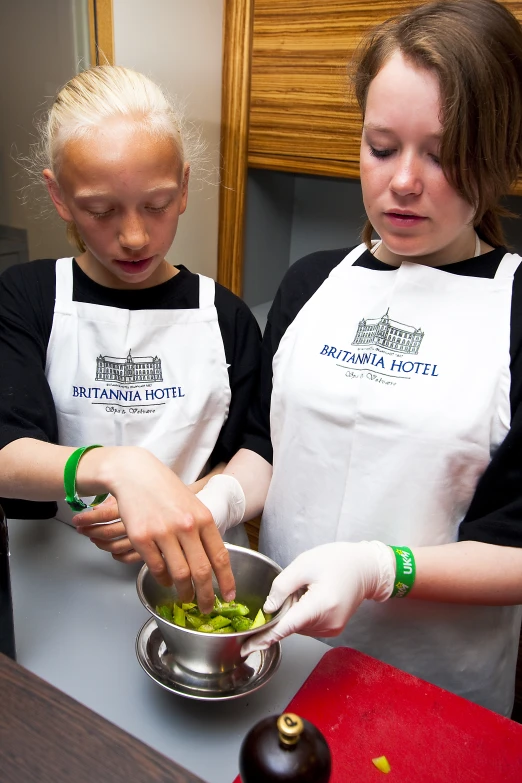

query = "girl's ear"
(180, 162), (190, 214)
(43, 169), (73, 222)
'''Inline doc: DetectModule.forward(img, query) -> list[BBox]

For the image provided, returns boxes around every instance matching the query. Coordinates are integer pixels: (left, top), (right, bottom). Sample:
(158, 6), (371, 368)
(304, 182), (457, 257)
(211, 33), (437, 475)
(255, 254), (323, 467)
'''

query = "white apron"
(45, 258), (249, 547)
(260, 243), (522, 715)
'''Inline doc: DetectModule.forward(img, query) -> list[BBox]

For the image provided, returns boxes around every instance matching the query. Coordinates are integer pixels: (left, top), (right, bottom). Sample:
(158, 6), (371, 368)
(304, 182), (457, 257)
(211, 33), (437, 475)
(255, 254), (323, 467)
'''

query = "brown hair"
(352, 0), (522, 248)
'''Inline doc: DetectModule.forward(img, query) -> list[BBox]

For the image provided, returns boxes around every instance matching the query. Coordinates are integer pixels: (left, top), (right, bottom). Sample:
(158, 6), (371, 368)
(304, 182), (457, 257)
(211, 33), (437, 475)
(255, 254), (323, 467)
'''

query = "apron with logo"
(260, 243), (522, 714)
(45, 258), (249, 547)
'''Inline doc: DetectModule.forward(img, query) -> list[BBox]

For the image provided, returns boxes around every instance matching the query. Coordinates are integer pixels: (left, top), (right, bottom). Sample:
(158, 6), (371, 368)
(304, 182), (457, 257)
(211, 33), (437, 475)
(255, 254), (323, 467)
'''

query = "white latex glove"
(241, 540), (396, 656)
(195, 474), (246, 535)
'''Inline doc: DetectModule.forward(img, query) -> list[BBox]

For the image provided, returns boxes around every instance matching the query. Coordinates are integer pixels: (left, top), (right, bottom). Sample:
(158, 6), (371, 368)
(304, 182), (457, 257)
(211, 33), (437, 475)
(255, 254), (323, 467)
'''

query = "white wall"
(113, 0), (224, 279)
(0, 0), (85, 260)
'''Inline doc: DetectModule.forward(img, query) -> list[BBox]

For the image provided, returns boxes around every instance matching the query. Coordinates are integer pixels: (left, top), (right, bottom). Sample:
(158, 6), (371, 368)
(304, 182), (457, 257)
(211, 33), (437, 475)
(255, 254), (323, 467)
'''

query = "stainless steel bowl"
(136, 544), (290, 675)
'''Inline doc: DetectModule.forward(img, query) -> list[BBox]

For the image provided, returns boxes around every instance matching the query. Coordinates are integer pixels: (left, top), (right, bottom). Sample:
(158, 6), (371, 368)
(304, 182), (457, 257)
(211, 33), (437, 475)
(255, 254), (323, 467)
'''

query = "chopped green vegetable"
(231, 616), (254, 632)
(198, 623), (215, 633)
(173, 603), (186, 627)
(185, 614), (204, 630)
(156, 604), (173, 622)
(250, 609), (266, 629)
(211, 596), (223, 616)
(208, 615), (232, 630)
(155, 596), (270, 634)
(218, 601), (250, 618)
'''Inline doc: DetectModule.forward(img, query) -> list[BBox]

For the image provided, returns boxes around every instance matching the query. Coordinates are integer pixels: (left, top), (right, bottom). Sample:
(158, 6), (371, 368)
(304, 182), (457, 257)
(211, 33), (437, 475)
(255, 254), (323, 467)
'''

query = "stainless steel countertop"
(9, 518), (328, 783)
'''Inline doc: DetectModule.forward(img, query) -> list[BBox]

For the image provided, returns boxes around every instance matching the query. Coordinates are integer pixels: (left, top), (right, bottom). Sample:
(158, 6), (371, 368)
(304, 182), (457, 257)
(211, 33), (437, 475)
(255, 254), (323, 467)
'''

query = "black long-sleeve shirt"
(0, 259), (261, 519)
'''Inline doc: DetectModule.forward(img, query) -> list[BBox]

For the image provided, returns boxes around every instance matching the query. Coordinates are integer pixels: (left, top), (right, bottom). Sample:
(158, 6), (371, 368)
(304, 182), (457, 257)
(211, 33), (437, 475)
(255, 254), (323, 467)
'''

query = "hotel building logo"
(352, 309), (424, 355)
(95, 349), (163, 385)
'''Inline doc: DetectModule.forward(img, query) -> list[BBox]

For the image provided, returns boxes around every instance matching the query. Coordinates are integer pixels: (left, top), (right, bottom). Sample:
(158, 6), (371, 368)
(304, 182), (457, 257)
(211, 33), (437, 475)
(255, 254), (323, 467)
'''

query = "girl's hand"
(74, 464), (234, 563)
(73, 496), (142, 562)
(241, 541), (396, 656)
(73, 447), (236, 614)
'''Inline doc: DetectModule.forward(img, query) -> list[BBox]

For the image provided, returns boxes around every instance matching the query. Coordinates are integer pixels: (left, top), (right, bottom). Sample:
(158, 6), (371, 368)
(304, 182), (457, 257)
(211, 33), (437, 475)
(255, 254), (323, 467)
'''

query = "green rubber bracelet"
(389, 546), (416, 598)
(64, 445), (109, 513)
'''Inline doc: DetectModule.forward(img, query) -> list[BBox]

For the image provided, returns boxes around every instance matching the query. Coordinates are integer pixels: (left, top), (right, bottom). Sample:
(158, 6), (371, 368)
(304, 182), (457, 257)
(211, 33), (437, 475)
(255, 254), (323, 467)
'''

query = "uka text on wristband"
(389, 546), (416, 598)
(64, 445), (109, 512)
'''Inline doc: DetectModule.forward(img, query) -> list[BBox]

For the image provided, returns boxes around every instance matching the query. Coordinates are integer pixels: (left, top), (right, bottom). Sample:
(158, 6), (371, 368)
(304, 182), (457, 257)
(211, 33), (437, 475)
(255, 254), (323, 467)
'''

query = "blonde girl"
(0, 66), (261, 612)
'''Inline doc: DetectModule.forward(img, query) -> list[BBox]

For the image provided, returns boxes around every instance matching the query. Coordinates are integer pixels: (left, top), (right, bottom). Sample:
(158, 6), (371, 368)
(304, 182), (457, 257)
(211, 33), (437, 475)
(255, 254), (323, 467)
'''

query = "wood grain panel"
(249, 0), (522, 194)
(88, 0), (97, 66)
(245, 515), (261, 551)
(505, 2), (522, 195)
(248, 0), (416, 177)
(88, 0), (115, 66)
(217, 1), (254, 295)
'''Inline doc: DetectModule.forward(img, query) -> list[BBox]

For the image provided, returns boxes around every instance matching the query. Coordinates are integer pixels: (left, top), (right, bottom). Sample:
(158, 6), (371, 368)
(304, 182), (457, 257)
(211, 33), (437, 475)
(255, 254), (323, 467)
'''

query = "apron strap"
(54, 258), (74, 314)
(493, 252), (522, 281)
(198, 274), (216, 308)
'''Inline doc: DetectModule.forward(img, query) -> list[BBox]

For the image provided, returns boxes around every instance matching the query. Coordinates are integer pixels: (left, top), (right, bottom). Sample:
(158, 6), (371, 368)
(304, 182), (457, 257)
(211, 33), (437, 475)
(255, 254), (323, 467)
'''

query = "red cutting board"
(234, 647), (522, 782)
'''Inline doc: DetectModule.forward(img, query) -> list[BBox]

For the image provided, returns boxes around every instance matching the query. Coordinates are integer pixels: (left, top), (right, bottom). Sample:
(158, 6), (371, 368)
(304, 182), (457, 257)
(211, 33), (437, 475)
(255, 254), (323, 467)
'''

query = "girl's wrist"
(74, 445), (136, 496)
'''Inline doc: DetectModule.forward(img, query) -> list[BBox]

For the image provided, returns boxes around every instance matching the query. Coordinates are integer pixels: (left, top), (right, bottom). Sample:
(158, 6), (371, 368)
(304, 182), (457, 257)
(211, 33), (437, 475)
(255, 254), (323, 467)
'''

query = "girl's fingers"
(77, 520), (126, 539)
(72, 497), (120, 526)
(77, 476), (235, 607)
(131, 537), (172, 587)
(156, 531), (197, 606)
(89, 535), (133, 555)
(199, 523), (236, 603)
(112, 550), (143, 564)
(171, 518), (233, 613)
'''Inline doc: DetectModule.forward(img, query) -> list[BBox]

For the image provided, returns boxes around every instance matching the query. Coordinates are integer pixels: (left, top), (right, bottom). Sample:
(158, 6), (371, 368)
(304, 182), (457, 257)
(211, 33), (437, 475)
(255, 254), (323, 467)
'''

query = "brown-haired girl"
(188, 0), (522, 715)
(0, 65), (262, 612)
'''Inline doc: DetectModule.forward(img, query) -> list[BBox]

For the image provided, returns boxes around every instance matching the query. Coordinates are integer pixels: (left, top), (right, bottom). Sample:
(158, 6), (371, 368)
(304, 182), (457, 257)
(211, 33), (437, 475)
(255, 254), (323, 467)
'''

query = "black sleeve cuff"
(240, 436), (273, 466)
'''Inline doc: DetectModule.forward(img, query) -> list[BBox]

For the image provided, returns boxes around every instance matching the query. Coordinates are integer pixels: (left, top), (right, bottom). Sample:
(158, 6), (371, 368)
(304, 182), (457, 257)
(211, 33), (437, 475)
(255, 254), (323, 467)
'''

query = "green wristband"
(64, 445), (109, 513)
(389, 546), (416, 598)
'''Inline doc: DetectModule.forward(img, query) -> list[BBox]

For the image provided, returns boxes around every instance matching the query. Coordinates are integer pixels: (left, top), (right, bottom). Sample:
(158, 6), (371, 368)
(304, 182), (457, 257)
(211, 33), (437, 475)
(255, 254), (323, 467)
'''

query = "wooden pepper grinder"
(239, 712), (331, 782)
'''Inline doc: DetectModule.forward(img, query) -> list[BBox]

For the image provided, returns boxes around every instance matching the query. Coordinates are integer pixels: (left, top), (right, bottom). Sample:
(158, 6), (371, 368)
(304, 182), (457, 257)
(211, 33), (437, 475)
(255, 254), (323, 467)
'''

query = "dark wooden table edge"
(0, 652), (207, 783)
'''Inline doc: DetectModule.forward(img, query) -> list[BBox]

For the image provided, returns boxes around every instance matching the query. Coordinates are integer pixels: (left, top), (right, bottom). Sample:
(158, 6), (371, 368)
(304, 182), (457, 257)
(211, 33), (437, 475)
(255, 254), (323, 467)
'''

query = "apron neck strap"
(198, 274), (215, 308)
(473, 232), (481, 258)
(494, 252), (522, 280)
(54, 258), (75, 313)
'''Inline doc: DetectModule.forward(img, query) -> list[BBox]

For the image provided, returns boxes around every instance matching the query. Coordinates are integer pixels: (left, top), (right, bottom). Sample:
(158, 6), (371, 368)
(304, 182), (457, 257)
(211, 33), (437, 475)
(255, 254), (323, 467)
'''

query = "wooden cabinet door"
(248, 0), (411, 178)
